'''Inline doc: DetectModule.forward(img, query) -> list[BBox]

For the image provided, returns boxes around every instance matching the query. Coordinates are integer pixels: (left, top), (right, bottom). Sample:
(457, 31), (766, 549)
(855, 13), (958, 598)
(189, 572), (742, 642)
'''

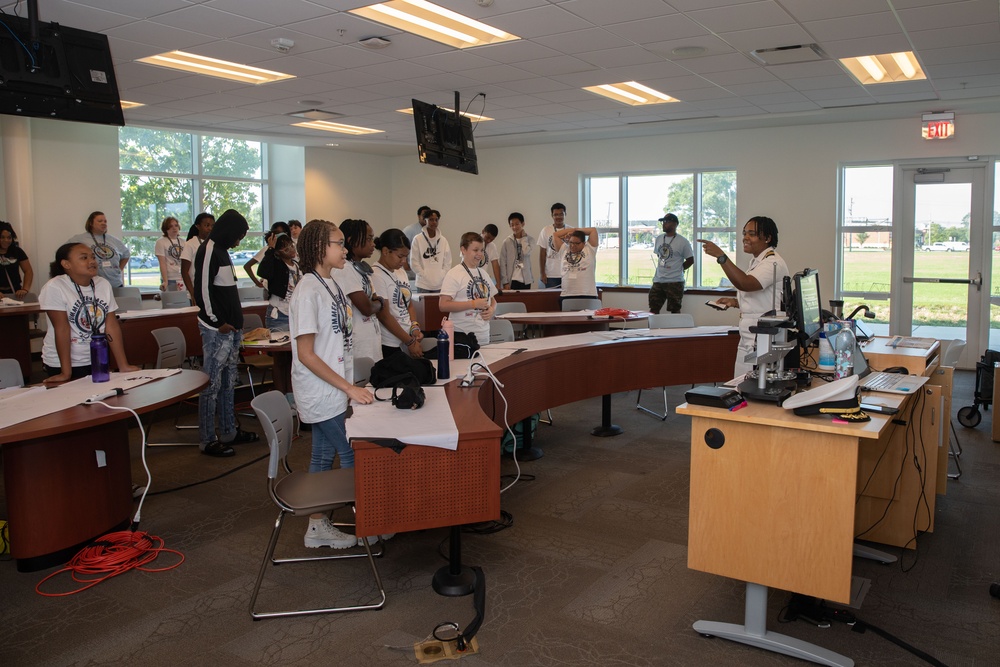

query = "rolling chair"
(636, 313), (695, 420)
(494, 302), (527, 339)
(115, 296), (143, 313)
(21, 291), (45, 341)
(561, 297), (602, 312)
(239, 286), (267, 302)
(145, 327), (199, 447)
(112, 286), (141, 300)
(0, 358), (24, 388)
(249, 391), (386, 619)
(354, 356), (376, 386)
(489, 319), (515, 344)
(160, 290), (191, 309)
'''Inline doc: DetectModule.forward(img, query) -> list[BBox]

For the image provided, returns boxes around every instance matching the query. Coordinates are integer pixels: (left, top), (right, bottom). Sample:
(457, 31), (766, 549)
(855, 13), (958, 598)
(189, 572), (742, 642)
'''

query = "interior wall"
(304, 149), (394, 229)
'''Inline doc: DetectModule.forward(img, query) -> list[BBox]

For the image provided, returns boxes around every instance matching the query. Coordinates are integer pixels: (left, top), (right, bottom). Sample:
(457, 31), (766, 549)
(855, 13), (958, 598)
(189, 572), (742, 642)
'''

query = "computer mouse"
(883, 366), (909, 374)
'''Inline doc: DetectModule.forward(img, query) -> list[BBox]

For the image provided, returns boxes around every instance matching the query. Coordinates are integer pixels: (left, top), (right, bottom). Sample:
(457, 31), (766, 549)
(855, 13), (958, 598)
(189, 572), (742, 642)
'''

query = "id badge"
(102, 260), (112, 268)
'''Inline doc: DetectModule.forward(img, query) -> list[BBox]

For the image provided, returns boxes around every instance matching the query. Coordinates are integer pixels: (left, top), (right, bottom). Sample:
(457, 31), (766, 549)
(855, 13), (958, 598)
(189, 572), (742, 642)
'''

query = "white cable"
(491, 378), (521, 494)
(86, 401), (149, 526)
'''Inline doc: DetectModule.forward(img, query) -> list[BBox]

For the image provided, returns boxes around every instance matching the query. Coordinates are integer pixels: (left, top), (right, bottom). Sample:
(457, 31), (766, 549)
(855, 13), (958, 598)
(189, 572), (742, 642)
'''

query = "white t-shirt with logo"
(39, 274), (119, 369)
(180, 236), (202, 286)
(557, 244), (598, 298)
(154, 236), (184, 283)
(371, 264), (414, 349)
(409, 232), (451, 291)
(333, 261), (382, 365)
(538, 224), (573, 280)
(439, 263), (497, 345)
(290, 273), (354, 424)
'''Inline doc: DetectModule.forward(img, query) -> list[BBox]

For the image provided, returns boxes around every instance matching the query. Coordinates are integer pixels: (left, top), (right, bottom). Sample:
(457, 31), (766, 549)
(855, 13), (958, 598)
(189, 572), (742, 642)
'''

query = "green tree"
(665, 171), (737, 246)
(855, 231), (869, 248)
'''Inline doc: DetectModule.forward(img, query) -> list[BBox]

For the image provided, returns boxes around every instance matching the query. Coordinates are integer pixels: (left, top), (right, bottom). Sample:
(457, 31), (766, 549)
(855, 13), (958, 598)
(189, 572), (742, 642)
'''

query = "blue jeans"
(198, 323), (242, 447)
(544, 278), (562, 288)
(266, 309), (289, 332)
(309, 412), (352, 472)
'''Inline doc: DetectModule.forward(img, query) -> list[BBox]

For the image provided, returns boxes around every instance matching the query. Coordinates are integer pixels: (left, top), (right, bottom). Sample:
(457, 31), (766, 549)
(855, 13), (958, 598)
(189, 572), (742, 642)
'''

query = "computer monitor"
(794, 269), (823, 345)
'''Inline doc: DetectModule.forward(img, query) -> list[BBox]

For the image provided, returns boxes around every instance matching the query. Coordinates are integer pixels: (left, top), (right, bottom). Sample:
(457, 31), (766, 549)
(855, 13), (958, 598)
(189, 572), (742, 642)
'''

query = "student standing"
(39, 243), (138, 383)
(498, 212), (534, 291)
(255, 233), (299, 331)
(0, 221), (33, 299)
(409, 209), (450, 292)
(194, 209), (258, 457)
(552, 227), (600, 302)
(154, 216), (185, 292)
(480, 223), (502, 288)
(291, 219), (374, 549)
(372, 229), (424, 359)
(67, 211), (130, 288)
(334, 219), (383, 368)
(439, 232), (497, 346)
(538, 202), (572, 288)
(181, 212), (214, 303)
(649, 213), (694, 314)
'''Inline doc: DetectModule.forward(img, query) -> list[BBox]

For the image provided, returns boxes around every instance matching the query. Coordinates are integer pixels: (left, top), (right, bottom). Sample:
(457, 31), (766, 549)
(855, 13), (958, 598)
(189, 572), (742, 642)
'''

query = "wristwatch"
(717, 255), (728, 265)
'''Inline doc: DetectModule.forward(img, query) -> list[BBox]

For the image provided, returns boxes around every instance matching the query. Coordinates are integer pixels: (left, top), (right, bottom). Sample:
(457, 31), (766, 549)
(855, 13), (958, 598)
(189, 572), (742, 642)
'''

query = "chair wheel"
(957, 406), (981, 428)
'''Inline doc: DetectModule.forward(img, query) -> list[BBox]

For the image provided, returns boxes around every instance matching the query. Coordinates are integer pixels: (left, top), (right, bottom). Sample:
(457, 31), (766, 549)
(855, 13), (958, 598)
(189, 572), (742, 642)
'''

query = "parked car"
(921, 242), (952, 251)
(128, 255), (155, 268)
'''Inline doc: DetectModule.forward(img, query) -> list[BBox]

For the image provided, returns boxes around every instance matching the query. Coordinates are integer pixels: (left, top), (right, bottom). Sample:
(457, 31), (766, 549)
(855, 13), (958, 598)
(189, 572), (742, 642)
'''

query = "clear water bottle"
(436, 328), (450, 381)
(90, 333), (110, 383)
(834, 326), (856, 379)
(817, 331), (835, 371)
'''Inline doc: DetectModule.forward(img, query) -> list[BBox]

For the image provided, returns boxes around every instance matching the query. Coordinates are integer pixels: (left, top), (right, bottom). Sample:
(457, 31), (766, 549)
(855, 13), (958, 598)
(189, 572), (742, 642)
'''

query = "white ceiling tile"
(459, 64), (536, 84)
(909, 24), (1000, 51)
(203, 0), (331, 26)
(473, 41), (563, 65)
(675, 52), (759, 74)
(898, 0), (999, 31)
(786, 74), (858, 92)
(766, 60), (847, 80)
(577, 46), (666, 69)
(561, 0), (677, 24)
(820, 34), (913, 59)
(105, 21), (214, 50)
(486, 5), (592, 40)
(605, 13), (710, 45)
(300, 44), (395, 68)
(803, 87), (872, 102)
(742, 91), (809, 106)
(65, 0), (192, 19)
(915, 43), (1000, 67)
(803, 12), (904, 42)
(757, 100), (823, 113)
(778, 0), (890, 23)
(644, 35), (735, 60)
(718, 24), (814, 53)
(667, 0), (763, 9)
(700, 67), (780, 86)
(687, 1), (795, 33)
(150, 5), (270, 38)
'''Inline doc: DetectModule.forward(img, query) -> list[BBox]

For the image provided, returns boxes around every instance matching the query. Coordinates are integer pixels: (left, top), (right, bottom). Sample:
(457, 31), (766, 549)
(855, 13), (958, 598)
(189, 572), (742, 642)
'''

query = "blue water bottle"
(90, 333), (110, 383)
(437, 328), (450, 381)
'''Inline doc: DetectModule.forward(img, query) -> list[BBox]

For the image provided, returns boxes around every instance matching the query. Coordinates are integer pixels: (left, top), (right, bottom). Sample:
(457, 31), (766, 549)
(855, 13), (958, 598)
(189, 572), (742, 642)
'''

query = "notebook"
(853, 345), (930, 395)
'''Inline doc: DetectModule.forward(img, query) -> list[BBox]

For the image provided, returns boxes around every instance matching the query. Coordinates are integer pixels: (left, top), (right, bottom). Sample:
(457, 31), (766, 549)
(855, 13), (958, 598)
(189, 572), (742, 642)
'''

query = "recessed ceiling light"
(288, 109), (343, 121)
(120, 100), (144, 109)
(672, 46), (706, 58)
(359, 36), (392, 49)
(396, 106), (493, 121)
(350, 0), (518, 49)
(583, 81), (678, 106)
(839, 51), (925, 85)
(137, 51), (295, 84)
(292, 120), (383, 135)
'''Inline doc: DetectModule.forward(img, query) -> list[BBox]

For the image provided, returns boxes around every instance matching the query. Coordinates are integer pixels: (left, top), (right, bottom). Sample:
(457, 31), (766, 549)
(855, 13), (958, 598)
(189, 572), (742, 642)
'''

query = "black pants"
(509, 280), (531, 290)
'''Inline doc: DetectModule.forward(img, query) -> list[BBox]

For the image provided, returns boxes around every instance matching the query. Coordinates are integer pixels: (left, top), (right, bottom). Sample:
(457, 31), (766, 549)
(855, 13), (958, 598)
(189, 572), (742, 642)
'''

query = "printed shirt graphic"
(289, 274), (355, 424)
(557, 244), (597, 297)
(154, 236), (183, 282)
(67, 233), (130, 287)
(334, 261), (382, 364)
(372, 265), (415, 348)
(652, 233), (694, 283)
(440, 263), (496, 344)
(39, 274), (118, 368)
(538, 224), (573, 277)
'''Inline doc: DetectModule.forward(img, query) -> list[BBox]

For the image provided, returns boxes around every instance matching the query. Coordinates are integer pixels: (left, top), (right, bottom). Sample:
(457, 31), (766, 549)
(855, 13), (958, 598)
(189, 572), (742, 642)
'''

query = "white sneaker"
(357, 533), (395, 546)
(304, 518), (356, 549)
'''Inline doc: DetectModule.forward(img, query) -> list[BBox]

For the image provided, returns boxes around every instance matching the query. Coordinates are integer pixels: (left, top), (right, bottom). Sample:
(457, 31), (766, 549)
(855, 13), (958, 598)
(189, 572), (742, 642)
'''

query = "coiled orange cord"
(35, 530), (184, 596)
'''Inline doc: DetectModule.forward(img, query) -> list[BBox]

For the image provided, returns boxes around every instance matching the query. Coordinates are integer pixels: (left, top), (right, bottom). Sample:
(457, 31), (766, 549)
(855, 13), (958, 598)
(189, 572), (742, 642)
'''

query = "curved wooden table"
(351, 330), (739, 538)
(0, 370), (209, 571)
(499, 311), (651, 337)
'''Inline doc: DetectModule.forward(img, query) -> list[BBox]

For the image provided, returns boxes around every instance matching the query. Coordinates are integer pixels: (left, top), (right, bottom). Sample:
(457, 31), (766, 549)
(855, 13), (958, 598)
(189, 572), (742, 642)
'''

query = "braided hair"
(297, 219), (337, 272)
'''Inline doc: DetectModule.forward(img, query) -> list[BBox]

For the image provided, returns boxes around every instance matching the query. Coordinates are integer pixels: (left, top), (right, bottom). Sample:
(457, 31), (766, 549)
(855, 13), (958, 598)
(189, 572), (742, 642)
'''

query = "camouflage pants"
(649, 281), (684, 314)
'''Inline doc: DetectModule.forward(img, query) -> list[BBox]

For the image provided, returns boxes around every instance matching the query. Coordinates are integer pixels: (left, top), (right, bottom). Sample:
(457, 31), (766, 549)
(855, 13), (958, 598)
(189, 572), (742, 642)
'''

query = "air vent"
(750, 44), (825, 66)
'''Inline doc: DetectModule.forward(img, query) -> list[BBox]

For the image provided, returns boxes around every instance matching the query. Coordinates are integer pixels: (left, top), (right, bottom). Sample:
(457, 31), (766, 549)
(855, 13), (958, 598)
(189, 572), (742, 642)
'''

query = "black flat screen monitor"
(0, 14), (124, 126)
(411, 98), (478, 175)
(795, 269), (823, 345)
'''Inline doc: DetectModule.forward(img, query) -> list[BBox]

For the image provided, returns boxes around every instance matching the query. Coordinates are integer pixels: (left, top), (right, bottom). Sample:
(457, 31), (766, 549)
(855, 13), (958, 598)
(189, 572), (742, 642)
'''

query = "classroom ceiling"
(7, 0), (1000, 155)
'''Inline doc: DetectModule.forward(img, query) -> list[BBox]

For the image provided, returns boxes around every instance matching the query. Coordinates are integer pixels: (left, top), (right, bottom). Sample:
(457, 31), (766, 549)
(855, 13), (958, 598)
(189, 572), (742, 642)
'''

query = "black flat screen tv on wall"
(411, 98), (478, 175)
(0, 13), (124, 126)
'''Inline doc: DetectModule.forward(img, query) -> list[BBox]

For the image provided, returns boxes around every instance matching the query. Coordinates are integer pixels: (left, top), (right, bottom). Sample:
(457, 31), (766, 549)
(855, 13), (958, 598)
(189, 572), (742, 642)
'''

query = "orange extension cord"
(35, 530), (184, 597)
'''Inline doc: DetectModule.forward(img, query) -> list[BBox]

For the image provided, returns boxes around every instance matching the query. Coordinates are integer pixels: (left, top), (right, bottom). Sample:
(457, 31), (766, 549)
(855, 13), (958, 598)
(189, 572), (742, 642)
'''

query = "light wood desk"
(679, 383), (941, 667)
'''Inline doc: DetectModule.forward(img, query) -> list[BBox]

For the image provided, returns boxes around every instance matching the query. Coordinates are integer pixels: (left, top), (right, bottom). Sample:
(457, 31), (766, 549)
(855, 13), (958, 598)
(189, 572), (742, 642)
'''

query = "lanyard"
(421, 232), (439, 257)
(514, 237), (523, 262)
(72, 279), (102, 335)
(310, 271), (346, 304)
(461, 262), (486, 299)
(352, 260), (373, 294)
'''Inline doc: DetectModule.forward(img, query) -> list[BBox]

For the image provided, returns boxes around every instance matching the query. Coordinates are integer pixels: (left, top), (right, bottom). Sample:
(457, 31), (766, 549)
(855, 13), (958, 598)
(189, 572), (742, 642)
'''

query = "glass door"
(899, 165), (986, 367)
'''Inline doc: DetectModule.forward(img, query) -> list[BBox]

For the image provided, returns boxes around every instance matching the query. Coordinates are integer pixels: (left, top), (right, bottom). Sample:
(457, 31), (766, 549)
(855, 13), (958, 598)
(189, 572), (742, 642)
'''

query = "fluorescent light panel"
(350, 0), (518, 49)
(292, 120), (383, 135)
(397, 106), (492, 121)
(137, 51), (294, 84)
(839, 51), (925, 85)
(583, 81), (678, 106)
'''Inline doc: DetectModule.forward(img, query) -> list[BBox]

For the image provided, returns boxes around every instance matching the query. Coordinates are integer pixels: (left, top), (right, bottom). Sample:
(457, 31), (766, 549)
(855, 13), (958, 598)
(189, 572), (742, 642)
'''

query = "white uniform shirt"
(333, 261), (382, 365)
(39, 274), (118, 368)
(290, 273), (354, 424)
(439, 263), (497, 346)
(180, 236), (202, 286)
(371, 264), (414, 349)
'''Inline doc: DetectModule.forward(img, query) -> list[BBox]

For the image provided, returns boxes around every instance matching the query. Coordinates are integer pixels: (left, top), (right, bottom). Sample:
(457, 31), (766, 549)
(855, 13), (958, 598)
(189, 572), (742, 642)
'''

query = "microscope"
(738, 315), (798, 404)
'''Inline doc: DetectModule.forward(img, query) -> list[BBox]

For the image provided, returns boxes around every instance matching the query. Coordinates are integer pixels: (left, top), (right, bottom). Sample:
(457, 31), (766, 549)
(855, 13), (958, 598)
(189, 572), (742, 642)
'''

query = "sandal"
(230, 429), (259, 444)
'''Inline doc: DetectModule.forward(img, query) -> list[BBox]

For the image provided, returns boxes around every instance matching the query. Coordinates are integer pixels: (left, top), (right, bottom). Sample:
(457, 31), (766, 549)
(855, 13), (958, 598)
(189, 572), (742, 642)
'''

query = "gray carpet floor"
(1, 371), (998, 667)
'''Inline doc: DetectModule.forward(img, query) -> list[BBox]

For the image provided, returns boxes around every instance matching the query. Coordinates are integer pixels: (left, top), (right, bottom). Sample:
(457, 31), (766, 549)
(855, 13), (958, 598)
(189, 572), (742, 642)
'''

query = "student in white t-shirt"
(479, 224), (502, 288)
(39, 242), (139, 384)
(439, 232), (498, 347)
(372, 229), (424, 359)
(181, 212), (214, 302)
(290, 219), (374, 549)
(552, 227), (600, 303)
(333, 219), (383, 370)
(409, 209), (451, 292)
(154, 216), (185, 292)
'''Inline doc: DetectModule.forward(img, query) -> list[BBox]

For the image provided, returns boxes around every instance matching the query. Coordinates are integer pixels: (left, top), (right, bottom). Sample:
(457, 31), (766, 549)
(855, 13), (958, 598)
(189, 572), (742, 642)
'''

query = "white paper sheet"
(347, 385), (458, 450)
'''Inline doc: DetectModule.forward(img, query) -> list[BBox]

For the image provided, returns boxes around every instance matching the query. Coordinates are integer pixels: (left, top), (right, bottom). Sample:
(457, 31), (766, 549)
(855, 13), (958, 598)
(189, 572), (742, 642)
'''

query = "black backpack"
(370, 353), (436, 387)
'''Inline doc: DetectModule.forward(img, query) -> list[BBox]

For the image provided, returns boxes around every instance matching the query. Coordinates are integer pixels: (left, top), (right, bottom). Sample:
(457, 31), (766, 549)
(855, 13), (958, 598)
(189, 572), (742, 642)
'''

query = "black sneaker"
(202, 441), (235, 457)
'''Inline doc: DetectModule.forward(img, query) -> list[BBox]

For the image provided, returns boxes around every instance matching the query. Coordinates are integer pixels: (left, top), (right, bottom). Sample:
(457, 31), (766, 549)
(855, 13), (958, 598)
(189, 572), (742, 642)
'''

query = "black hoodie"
(194, 209), (248, 330)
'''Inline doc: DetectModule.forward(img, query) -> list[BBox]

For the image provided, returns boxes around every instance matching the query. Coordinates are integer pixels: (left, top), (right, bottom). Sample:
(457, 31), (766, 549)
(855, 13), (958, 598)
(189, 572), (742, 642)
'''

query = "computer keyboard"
(861, 372), (908, 391)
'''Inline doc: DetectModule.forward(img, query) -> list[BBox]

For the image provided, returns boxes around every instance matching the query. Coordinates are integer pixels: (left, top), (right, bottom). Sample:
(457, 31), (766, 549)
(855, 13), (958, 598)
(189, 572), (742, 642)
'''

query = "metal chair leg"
(948, 422), (963, 480)
(636, 387), (668, 421)
(539, 409), (553, 425)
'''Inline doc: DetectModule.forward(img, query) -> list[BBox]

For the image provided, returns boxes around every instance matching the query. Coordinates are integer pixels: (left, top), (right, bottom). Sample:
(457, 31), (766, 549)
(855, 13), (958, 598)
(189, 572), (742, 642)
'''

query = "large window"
(838, 164), (893, 330)
(119, 127), (267, 286)
(583, 170), (737, 288)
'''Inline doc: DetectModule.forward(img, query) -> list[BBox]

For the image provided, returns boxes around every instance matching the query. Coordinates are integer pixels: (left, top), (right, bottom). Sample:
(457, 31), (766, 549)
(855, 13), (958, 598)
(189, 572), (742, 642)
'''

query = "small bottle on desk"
(90, 333), (110, 383)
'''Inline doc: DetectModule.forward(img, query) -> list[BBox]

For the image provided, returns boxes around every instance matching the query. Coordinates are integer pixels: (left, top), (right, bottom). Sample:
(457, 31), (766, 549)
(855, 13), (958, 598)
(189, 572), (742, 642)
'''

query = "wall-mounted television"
(0, 12), (124, 126)
(412, 98), (478, 175)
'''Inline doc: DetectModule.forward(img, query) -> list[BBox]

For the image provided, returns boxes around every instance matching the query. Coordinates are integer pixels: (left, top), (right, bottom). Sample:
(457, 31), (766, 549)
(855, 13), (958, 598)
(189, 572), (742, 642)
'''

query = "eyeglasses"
(328, 240), (346, 247)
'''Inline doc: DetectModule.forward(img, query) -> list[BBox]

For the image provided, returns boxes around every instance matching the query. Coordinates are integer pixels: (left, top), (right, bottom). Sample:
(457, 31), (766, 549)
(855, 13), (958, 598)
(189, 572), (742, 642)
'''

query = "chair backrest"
(561, 297), (602, 311)
(494, 301), (527, 336)
(21, 291), (39, 303)
(113, 286), (141, 300)
(648, 313), (695, 329)
(354, 356), (375, 385)
(941, 339), (966, 367)
(161, 290), (191, 309)
(251, 391), (295, 481)
(243, 313), (264, 331)
(0, 358), (23, 388)
(489, 319), (515, 344)
(151, 327), (187, 370)
(239, 286), (266, 302)
(115, 296), (143, 312)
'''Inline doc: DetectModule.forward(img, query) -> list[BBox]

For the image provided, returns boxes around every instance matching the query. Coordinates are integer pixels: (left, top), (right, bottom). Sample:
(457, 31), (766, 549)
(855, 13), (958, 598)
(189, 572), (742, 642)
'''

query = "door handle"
(904, 273), (981, 291)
